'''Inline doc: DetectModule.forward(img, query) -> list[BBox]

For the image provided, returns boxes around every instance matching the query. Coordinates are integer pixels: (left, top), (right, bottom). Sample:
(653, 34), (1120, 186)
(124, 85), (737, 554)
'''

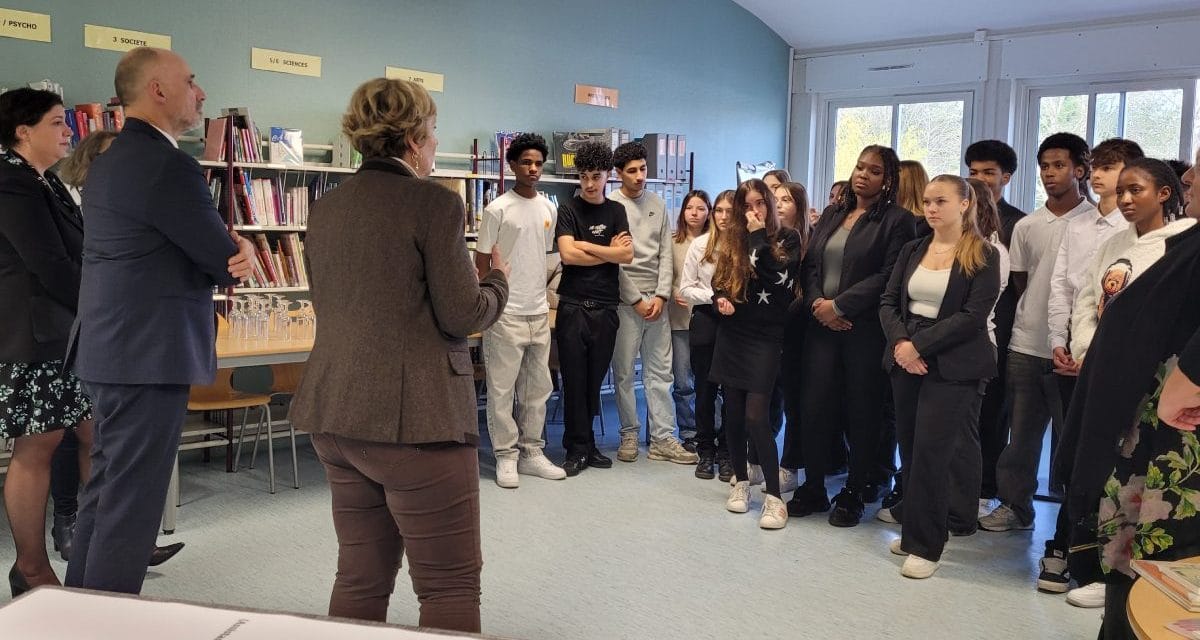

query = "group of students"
(473, 130), (1200, 594)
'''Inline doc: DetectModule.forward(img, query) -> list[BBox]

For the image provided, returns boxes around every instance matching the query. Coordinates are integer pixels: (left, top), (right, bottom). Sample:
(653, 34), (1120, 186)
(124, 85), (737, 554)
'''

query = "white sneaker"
(495, 458), (519, 489)
(901, 554), (940, 579)
(779, 468), (799, 494)
(727, 481), (751, 513)
(728, 463), (765, 486)
(759, 495), (787, 529)
(877, 507), (899, 524)
(889, 538), (906, 556)
(517, 453), (567, 480)
(978, 498), (999, 519)
(1066, 582), (1106, 608)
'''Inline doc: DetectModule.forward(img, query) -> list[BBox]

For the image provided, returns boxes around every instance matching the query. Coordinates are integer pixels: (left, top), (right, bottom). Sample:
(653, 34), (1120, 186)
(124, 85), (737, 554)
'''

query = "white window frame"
(1016, 75), (1197, 212)
(819, 90), (976, 195)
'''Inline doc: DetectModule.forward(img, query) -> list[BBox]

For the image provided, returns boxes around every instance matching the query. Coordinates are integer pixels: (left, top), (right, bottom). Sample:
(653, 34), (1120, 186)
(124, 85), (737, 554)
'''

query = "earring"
(409, 153), (420, 174)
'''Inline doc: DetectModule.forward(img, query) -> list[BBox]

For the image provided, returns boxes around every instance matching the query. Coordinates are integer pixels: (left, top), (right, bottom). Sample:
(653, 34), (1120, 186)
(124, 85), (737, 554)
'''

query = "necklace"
(930, 244), (954, 255)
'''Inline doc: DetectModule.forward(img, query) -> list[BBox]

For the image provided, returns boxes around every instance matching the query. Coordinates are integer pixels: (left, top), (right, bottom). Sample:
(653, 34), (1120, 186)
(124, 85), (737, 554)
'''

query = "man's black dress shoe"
(51, 514), (75, 562)
(586, 448), (612, 469)
(149, 542), (186, 567)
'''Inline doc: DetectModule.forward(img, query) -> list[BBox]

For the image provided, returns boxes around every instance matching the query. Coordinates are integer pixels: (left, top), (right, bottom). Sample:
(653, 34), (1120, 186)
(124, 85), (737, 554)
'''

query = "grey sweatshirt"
(610, 189), (673, 305)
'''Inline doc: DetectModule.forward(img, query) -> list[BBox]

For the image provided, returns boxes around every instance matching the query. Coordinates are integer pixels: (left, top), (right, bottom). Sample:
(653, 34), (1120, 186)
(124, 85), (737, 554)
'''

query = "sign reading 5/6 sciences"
(251, 47), (322, 78)
(0, 7), (50, 42)
(84, 24), (171, 52)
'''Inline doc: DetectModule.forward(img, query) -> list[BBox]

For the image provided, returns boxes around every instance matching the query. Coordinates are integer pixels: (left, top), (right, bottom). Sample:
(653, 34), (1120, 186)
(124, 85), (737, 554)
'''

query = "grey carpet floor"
(0, 404), (1101, 639)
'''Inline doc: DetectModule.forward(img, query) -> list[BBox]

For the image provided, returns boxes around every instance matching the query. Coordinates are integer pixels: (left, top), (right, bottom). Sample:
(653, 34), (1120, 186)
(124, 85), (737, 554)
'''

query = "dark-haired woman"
(789, 145), (916, 527)
(669, 190), (711, 449)
(0, 88), (91, 596)
(1058, 159), (1196, 610)
(1050, 162), (1200, 639)
(710, 179), (802, 529)
(879, 175), (1001, 578)
(773, 181), (812, 488)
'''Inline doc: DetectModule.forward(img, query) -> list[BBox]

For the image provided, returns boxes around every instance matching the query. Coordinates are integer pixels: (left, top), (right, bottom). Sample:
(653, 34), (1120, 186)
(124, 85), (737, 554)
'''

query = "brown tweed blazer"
(289, 157), (508, 445)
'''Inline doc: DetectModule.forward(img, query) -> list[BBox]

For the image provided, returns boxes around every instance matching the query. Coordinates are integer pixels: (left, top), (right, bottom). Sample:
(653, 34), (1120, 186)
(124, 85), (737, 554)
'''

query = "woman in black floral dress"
(0, 88), (92, 596)
(1056, 172), (1200, 638)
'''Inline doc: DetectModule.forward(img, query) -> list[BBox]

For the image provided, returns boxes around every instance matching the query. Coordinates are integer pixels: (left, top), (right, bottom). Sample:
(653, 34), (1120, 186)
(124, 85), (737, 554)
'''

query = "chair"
(188, 369), (280, 493)
(239, 363), (303, 490)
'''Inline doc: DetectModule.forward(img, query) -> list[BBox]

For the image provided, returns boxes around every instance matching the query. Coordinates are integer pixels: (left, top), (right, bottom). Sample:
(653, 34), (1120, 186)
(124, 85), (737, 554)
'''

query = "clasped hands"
(894, 339), (928, 376)
(1052, 347), (1080, 377)
(810, 298), (852, 331)
(634, 296), (665, 321)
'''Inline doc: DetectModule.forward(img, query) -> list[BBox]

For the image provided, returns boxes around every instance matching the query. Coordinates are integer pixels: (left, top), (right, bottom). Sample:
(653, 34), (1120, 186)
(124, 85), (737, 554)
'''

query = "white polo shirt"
(1008, 199), (1095, 359)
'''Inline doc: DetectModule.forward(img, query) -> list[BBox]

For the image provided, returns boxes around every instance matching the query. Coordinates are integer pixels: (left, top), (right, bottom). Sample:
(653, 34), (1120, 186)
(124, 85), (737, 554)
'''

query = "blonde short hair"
(341, 78), (436, 159)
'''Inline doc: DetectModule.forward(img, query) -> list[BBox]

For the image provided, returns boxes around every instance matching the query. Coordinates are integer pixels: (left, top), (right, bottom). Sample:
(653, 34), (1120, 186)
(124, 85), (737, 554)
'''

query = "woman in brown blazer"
(289, 78), (508, 633)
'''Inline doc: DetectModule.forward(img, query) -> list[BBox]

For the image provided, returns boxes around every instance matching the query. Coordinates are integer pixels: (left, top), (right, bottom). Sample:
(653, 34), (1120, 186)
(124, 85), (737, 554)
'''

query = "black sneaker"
(716, 455), (735, 483)
(1038, 547), (1070, 593)
(681, 437), (698, 453)
(786, 486), (831, 517)
(828, 488), (865, 527)
(694, 453), (716, 479)
(562, 453), (588, 477)
(881, 485), (903, 510)
(861, 482), (887, 503)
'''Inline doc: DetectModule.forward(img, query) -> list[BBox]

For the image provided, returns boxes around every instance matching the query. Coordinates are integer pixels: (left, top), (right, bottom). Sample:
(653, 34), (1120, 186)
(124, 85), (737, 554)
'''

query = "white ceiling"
(733, 0), (1200, 52)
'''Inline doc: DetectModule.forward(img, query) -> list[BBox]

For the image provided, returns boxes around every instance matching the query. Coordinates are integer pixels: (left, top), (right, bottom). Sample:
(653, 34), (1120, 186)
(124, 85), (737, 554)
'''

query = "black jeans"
(891, 360), (984, 562)
(689, 309), (726, 457)
(555, 301), (619, 457)
(799, 317), (888, 497)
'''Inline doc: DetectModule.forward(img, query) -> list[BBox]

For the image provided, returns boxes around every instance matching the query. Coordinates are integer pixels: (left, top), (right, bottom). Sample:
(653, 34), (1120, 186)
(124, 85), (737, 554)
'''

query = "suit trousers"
(978, 322), (1013, 499)
(996, 351), (1065, 523)
(482, 313), (553, 461)
(891, 365), (984, 562)
(311, 433), (481, 632)
(555, 302), (619, 456)
(65, 382), (188, 593)
(799, 318), (888, 496)
(613, 304), (676, 442)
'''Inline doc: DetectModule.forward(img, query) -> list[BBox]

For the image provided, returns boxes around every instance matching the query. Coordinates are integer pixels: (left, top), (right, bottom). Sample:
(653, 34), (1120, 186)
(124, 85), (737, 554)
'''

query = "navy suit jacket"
(71, 118), (238, 385)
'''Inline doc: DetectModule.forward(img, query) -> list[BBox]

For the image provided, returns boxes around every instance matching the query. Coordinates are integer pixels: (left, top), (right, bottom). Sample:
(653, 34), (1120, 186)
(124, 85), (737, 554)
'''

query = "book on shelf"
(332, 134), (362, 169)
(1132, 559), (1200, 611)
(64, 102), (124, 145)
(221, 107), (263, 163)
(269, 127), (304, 166)
(240, 233), (308, 289)
(201, 117), (228, 162)
(222, 169), (313, 226)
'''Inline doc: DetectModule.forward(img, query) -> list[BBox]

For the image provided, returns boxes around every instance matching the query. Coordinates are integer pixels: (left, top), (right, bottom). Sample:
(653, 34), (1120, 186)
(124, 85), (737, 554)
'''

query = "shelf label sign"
(385, 66), (444, 92)
(0, 7), (50, 42)
(574, 84), (619, 109)
(251, 47), (322, 78)
(84, 24), (171, 52)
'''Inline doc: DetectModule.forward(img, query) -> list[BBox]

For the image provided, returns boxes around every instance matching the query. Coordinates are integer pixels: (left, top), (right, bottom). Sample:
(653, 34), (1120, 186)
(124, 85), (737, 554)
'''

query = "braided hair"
(837, 144), (900, 220)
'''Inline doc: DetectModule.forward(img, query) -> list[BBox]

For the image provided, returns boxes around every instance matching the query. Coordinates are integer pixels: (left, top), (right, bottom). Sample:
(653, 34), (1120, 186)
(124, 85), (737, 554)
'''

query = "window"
(1024, 80), (1197, 210)
(827, 93), (971, 188)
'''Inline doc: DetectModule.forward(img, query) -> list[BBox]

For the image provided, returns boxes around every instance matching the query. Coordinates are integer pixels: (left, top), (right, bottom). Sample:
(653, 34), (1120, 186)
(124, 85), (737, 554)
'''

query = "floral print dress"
(1099, 340), (1200, 577)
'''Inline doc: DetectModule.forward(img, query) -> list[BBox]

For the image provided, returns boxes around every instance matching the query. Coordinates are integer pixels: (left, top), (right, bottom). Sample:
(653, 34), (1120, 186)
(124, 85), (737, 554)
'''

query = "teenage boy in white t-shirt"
(476, 133), (565, 488)
(981, 133), (1095, 539)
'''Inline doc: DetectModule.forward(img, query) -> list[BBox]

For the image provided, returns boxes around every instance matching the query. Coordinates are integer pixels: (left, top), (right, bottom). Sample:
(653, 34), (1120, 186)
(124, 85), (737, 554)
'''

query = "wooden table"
(216, 335), (314, 368)
(1129, 556), (1200, 639)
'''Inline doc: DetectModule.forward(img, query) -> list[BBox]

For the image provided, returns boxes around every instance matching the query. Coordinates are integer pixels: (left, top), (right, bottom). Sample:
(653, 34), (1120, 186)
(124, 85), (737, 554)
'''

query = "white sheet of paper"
(0, 588), (475, 639)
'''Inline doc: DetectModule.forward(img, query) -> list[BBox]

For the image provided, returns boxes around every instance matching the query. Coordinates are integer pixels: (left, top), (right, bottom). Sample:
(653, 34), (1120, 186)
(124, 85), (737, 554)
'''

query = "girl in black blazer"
(790, 145), (916, 526)
(0, 88), (90, 596)
(878, 174), (1001, 579)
